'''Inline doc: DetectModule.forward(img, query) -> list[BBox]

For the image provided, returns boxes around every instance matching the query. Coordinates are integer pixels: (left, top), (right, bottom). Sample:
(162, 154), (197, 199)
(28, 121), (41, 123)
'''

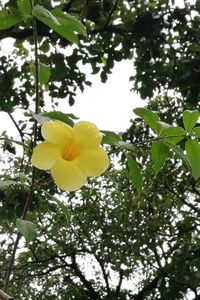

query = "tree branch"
(131, 276), (160, 300)
(115, 269), (124, 297)
(19, 264), (70, 278)
(103, 0), (118, 29)
(77, 218), (110, 294)
(8, 113), (24, 143)
(71, 253), (101, 300)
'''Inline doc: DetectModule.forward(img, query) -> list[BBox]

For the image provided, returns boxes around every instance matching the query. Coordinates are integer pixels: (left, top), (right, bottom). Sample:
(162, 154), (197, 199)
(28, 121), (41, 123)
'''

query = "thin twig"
(8, 113), (25, 143)
(3, 233), (21, 293)
(104, 0), (118, 29)
(115, 269), (124, 297)
(8, 112), (26, 172)
(0, 137), (27, 148)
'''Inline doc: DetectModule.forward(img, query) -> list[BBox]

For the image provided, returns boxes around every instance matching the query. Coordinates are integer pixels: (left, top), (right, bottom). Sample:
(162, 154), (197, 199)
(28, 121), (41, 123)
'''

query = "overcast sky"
(51, 59), (145, 131)
(0, 37), (145, 138)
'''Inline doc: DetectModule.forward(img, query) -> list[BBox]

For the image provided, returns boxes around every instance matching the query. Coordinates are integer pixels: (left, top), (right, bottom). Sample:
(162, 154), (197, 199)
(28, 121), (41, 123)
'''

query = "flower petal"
(73, 121), (102, 149)
(42, 120), (73, 146)
(31, 141), (62, 170)
(77, 148), (109, 176)
(51, 159), (86, 191)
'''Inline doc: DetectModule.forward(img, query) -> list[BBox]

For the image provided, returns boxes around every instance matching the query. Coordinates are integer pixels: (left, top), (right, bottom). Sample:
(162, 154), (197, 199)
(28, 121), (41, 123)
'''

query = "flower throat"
(62, 140), (79, 161)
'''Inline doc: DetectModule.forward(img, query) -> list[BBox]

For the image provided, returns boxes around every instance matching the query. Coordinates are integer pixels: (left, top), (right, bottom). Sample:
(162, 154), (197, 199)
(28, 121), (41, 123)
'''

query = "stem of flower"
(3, 0), (40, 292)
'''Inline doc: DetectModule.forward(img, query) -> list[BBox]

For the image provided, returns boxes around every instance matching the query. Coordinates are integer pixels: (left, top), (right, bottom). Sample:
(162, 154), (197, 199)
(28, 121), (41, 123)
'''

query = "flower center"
(62, 140), (79, 161)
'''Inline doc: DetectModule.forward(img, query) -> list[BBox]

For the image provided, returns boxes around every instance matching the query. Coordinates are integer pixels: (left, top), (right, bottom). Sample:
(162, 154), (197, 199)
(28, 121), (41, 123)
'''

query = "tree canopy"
(0, 1), (200, 299)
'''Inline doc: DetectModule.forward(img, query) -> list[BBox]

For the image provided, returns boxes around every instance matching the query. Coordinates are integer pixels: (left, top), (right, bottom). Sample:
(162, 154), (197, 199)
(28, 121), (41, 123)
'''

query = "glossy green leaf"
(126, 154), (143, 196)
(17, 0), (31, 19)
(160, 126), (186, 144)
(191, 127), (200, 138)
(183, 110), (199, 132)
(151, 141), (170, 174)
(52, 8), (86, 36)
(16, 219), (37, 243)
(156, 121), (172, 134)
(30, 61), (51, 85)
(39, 63), (51, 85)
(0, 8), (24, 30)
(33, 6), (86, 43)
(42, 111), (77, 127)
(32, 5), (60, 26)
(40, 40), (50, 53)
(101, 131), (121, 145)
(133, 107), (159, 133)
(185, 139), (200, 179)
(166, 141), (191, 172)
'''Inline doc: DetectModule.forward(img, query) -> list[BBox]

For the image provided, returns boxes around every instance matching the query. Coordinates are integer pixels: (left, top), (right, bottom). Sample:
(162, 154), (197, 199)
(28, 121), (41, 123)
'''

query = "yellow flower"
(31, 120), (109, 191)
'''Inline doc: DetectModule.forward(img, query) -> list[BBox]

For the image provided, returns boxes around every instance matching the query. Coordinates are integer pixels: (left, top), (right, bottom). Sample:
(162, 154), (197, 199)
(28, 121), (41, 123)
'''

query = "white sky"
(52, 60), (144, 131)
(0, 37), (145, 137)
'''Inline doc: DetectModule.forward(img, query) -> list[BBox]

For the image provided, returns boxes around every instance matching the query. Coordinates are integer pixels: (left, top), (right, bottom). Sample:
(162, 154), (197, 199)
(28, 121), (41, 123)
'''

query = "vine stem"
(3, 0), (40, 293)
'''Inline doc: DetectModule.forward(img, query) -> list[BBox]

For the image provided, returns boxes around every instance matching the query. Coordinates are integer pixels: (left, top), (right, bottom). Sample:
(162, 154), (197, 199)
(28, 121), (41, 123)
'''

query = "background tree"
(0, 0), (200, 299)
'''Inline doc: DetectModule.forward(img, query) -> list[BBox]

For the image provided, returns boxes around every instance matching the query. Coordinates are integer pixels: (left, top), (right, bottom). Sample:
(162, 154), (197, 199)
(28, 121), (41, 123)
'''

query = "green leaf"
(52, 8), (86, 36)
(126, 154), (143, 196)
(17, 0), (31, 19)
(40, 40), (50, 53)
(156, 121), (172, 134)
(101, 131), (121, 145)
(165, 141), (191, 172)
(16, 219), (37, 243)
(183, 110), (199, 132)
(133, 107), (159, 133)
(191, 127), (200, 138)
(160, 126), (186, 144)
(30, 61), (51, 85)
(151, 141), (170, 174)
(33, 6), (86, 44)
(185, 139), (200, 179)
(32, 5), (60, 26)
(42, 112), (77, 127)
(39, 63), (51, 85)
(0, 8), (24, 30)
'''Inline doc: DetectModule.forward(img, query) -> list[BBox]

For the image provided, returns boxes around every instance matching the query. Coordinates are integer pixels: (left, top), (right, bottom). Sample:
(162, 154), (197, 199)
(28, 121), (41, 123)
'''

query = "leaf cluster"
(0, 1), (200, 110)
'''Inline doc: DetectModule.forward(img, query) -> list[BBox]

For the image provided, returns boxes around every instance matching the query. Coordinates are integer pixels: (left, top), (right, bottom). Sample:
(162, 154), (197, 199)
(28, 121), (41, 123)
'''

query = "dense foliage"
(0, 0), (200, 299)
